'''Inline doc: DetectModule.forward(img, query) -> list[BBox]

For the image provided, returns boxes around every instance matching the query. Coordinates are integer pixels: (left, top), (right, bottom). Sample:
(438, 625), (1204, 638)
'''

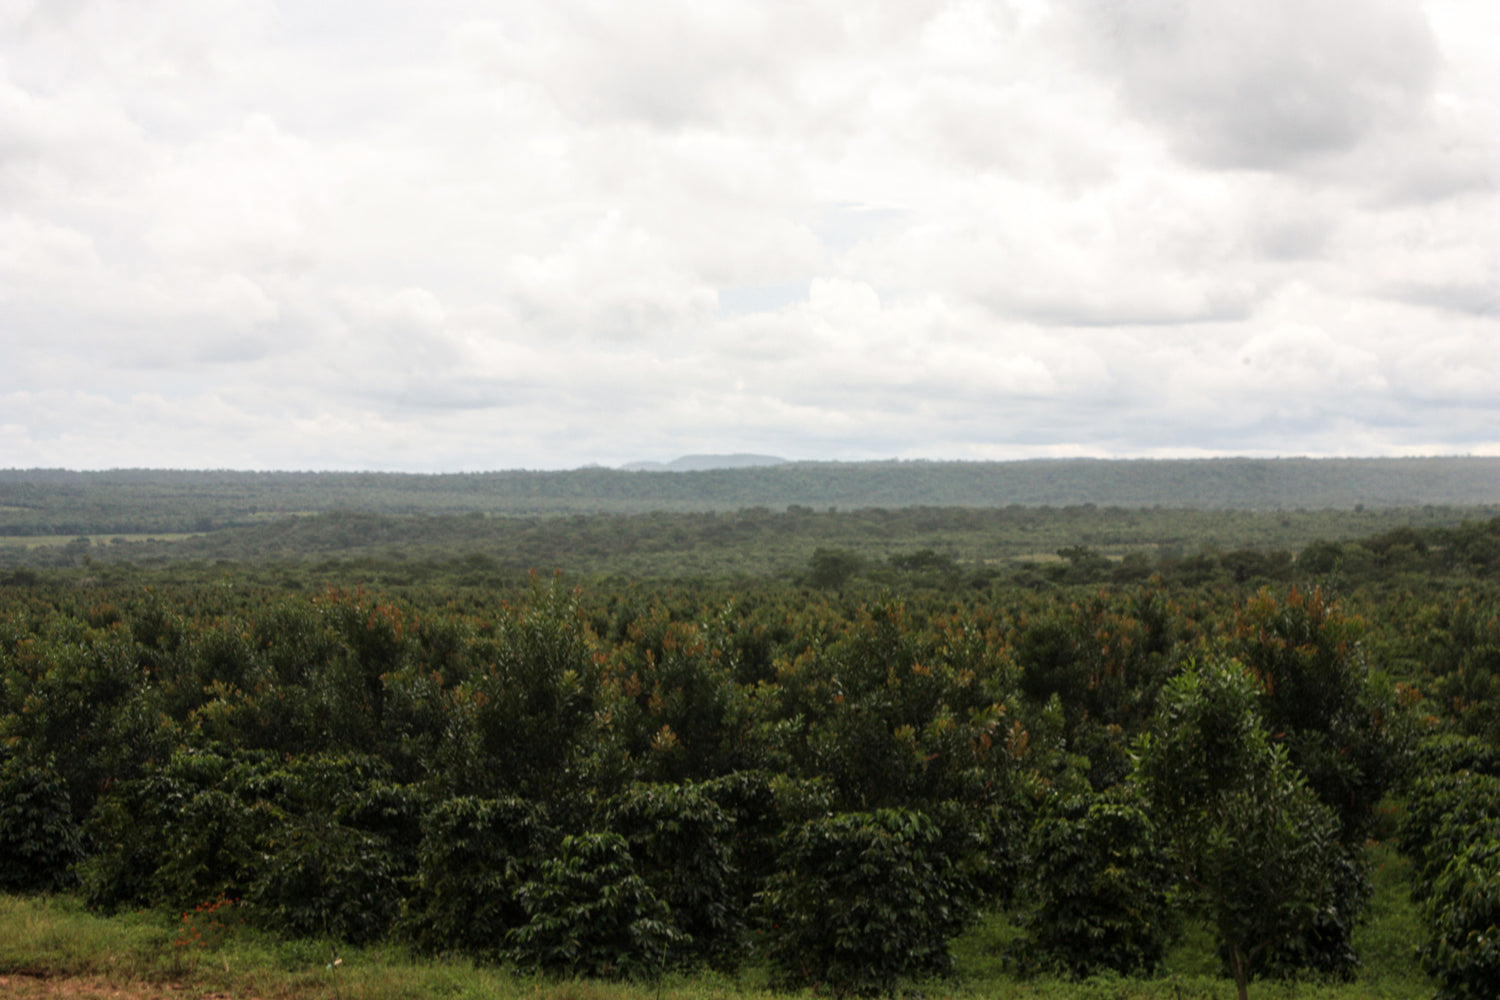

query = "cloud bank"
(1, 0), (1495, 470)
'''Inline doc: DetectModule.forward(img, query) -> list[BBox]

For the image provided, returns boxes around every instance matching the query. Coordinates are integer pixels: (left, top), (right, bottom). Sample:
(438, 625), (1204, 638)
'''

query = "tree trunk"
(1229, 944), (1250, 1000)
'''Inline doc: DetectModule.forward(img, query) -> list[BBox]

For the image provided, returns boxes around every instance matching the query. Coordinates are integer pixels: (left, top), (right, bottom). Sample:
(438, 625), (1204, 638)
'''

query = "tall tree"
(1136, 658), (1345, 1000)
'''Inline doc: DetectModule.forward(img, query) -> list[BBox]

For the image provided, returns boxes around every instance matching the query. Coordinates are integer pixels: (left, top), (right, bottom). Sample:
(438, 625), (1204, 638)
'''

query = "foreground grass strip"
(0, 894), (1433, 1000)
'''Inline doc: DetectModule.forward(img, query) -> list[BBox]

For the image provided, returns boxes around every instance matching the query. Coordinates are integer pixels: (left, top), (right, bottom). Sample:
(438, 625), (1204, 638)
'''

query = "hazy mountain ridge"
(619, 454), (789, 472)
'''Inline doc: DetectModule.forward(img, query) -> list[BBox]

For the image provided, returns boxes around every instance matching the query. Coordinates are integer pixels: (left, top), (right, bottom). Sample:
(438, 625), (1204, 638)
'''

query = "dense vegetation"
(4, 506), (1500, 998)
(6, 499), (1500, 590)
(3, 456), (1498, 535)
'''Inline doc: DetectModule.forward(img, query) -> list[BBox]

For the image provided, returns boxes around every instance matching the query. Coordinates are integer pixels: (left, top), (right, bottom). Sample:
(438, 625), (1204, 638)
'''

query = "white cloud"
(0, 0), (1495, 470)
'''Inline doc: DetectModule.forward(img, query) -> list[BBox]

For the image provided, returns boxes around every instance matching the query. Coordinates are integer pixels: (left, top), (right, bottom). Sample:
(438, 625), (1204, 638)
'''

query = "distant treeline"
(4, 504), (1498, 593)
(3, 456), (1499, 536)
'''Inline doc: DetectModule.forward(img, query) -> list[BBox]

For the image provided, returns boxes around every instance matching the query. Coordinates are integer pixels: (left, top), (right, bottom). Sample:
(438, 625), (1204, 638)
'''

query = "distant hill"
(1, 456), (1497, 536)
(620, 454), (788, 472)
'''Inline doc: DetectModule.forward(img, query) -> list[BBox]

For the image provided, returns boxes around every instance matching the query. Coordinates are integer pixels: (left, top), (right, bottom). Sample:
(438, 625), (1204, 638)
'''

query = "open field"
(2, 534), (204, 550)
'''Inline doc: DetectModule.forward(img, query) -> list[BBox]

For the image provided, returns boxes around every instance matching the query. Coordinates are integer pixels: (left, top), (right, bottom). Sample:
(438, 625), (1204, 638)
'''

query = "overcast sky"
(2, 0), (1496, 471)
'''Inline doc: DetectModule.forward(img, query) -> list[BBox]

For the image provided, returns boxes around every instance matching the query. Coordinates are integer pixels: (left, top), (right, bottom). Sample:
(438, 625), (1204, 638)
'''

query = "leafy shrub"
(1398, 769), (1500, 901)
(1399, 737), (1500, 1000)
(403, 795), (552, 960)
(508, 831), (680, 980)
(248, 819), (402, 945)
(604, 781), (740, 969)
(234, 752), (390, 813)
(336, 780), (427, 882)
(1018, 785), (1172, 978)
(79, 770), (188, 911)
(1251, 838), (1368, 980)
(761, 808), (977, 995)
(3, 634), (170, 822)
(151, 787), (283, 909)
(1409, 733), (1500, 779)
(700, 770), (786, 907)
(1420, 836), (1500, 1000)
(78, 746), (254, 911)
(438, 583), (599, 803)
(0, 754), (82, 892)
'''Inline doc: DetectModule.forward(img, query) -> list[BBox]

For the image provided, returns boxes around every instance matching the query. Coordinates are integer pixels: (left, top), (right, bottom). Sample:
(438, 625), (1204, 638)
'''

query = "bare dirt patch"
(0, 975), (243, 999)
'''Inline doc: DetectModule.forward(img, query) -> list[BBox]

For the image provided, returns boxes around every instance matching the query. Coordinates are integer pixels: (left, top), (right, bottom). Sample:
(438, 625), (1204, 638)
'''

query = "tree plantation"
(2, 519), (1499, 998)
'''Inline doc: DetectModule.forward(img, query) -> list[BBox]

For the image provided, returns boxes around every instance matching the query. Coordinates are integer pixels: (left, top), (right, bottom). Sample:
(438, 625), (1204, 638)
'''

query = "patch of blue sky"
(716, 281), (810, 317)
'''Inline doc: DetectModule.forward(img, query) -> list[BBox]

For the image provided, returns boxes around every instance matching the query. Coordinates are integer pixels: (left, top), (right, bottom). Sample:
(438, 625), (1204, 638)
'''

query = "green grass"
(1353, 842), (1430, 988)
(943, 839), (1434, 1000)
(0, 888), (1435, 1000)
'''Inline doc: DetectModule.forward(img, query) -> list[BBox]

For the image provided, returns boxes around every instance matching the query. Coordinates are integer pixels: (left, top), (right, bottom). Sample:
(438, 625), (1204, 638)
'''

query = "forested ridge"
(3, 456), (1498, 535)
(4, 510), (1500, 999)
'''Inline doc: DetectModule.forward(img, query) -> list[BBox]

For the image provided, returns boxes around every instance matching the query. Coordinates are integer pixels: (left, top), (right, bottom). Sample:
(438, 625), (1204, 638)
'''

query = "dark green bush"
(761, 808), (977, 995)
(3, 635), (169, 822)
(1399, 737), (1500, 1000)
(78, 747), (249, 911)
(1019, 786), (1172, 978)
(604, 781), (740, 969)
(403, 795), (552, 960)
(438, 584), (599, 803)
(336, 780), (427, 882)
(699, 770), (786, 908)
(508, 831), (680, 980)
(248, 819), (402, 945)
(1398, 769), (1500, 901)
(79, 770), (188, 911)
(0, 754), (82, 892)
(151, 787), (283, 909)
(1409, 733), (1500, 778)
(1420, 836), (1500, 1000)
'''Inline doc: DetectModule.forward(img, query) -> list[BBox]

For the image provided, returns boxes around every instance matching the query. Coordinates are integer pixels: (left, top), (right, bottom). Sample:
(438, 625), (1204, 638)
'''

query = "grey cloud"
(1385, 282), (1499, 318)
(384, 377), (550, 413)
(870, 220), (1261, 329)
(1068, 0), (1439, 170)
(1356, 124), (1499, 205)
(996, 286), (1257, 329)
(458, 0), (948, 132)
(1249, 213), (1334, 262)
(455, 3), (811, 130)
